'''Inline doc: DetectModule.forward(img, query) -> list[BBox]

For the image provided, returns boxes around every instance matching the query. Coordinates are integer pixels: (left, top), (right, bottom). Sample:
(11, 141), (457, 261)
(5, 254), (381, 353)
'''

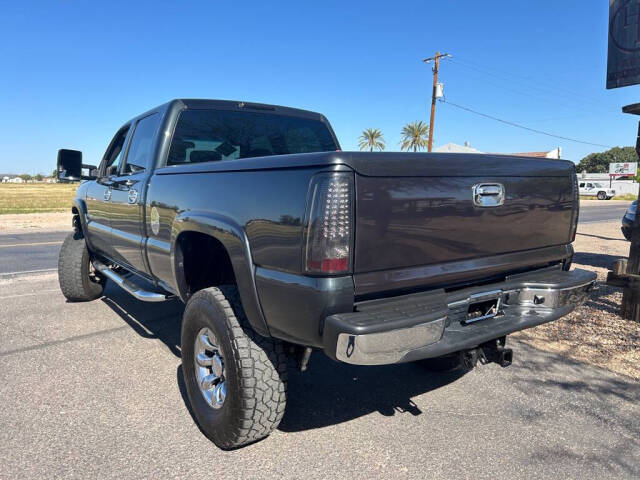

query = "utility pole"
(423, 52), (450, 152)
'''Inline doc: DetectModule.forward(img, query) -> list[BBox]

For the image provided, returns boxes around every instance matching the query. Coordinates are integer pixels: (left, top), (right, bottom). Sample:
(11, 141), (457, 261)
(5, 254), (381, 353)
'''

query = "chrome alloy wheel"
(194, 327), (226, 409)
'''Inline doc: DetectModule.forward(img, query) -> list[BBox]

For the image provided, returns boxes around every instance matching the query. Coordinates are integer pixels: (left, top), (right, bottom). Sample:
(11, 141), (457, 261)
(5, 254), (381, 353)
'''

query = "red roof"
(508, 151), (551, 158)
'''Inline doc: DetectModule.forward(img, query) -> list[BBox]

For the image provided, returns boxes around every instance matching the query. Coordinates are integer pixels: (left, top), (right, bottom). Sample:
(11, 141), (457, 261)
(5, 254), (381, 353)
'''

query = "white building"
(434, 143), (562, 159)
(434, 141), (483, 154)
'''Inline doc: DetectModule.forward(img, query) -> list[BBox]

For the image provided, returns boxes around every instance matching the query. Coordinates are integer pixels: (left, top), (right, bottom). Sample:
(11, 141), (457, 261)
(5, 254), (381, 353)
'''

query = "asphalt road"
(0, 273), (638, 479)
(0, 231), (67, 275)
(579, 201), (629, 224)
(0, 202), (630, 277)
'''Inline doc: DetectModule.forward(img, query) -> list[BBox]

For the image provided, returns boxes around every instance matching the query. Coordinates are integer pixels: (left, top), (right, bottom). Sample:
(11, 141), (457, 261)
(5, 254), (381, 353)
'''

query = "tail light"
(304, 172), (354, 274)
(569, 168), (579, 242)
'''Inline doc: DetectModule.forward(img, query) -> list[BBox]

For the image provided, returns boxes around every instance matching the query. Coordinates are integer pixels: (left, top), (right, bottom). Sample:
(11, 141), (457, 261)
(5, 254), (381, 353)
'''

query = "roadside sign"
(607, 0), (640, 89)
(609, 161), (638, 176)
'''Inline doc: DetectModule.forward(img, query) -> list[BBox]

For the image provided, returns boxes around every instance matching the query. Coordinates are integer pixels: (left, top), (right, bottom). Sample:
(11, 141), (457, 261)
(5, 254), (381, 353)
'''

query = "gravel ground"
(515, 220), (640, 380)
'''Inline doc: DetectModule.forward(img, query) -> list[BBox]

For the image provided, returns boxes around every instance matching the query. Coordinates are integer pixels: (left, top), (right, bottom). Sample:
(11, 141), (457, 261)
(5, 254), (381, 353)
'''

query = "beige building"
(434, 143), (562, 159)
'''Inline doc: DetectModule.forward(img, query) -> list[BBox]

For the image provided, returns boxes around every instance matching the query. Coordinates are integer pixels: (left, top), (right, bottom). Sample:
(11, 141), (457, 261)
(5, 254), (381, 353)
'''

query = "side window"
(579, 183), (585, 188)
(122, 113), (161, 174)
(586, 183), (593, 188)
(102, 126), (130, 177)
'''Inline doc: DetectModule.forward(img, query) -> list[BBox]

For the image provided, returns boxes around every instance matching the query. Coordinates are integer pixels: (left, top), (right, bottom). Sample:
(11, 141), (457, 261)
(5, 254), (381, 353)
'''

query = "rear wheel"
(597, 191), (607, 200)
(181, 285), (287, 449)
(58, 232), (105, 302)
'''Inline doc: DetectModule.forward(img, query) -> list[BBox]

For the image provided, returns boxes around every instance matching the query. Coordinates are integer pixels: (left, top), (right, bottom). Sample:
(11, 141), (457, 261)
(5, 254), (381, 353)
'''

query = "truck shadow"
(99, 281), (468, 433)
(278, 355), (467, 432)
(573, 251), (625, 269)
(100, 282), (185, 358)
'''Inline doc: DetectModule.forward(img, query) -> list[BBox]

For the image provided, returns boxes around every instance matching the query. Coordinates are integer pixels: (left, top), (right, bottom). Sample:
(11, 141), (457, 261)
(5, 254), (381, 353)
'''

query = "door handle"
(127, 189), (138, 204)
(472, 183), (505, 207)
(103, 188), (112, 201)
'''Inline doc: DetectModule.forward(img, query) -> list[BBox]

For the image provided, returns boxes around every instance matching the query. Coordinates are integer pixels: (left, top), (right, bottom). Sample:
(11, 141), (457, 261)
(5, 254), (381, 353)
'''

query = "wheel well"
(176, 231), (236, 299)
(71, 206), (81, 233)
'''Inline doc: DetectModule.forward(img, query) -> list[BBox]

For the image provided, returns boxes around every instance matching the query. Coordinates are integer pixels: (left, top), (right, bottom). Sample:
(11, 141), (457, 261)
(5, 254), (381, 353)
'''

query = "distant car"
(622, 200), (637, 241)
(578, 181), (615, 200)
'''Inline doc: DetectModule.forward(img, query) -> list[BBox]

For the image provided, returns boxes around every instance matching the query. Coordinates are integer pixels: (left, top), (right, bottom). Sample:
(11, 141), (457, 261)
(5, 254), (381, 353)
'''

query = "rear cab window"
(166, 109), (338, 166)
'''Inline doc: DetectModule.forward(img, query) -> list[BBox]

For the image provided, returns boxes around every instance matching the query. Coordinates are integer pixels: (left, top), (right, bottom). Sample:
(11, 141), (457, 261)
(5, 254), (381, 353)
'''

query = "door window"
(102, 126), (130, 177)
(122, 113), (161, 174)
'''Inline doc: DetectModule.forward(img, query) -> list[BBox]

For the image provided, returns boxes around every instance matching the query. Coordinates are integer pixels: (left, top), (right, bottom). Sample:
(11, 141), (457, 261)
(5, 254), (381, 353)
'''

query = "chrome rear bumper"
(324, 267), (596, 365)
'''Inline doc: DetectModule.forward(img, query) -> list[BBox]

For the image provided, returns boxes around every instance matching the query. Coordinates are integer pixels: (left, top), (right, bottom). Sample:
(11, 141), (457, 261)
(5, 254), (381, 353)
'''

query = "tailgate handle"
(473, 183), (505, 207)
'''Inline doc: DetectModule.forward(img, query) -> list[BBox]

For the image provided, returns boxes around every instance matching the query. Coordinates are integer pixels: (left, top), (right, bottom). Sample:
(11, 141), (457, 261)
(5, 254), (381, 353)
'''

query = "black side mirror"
(57, 149), (83, 181)
(57, 149), (98, 182)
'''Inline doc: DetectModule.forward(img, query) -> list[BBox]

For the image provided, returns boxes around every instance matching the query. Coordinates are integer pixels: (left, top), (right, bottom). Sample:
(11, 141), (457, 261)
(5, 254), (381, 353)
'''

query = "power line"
(446, 59), (618, 117)
(450, 56), (617, 113)
(441, 99), (613, 149)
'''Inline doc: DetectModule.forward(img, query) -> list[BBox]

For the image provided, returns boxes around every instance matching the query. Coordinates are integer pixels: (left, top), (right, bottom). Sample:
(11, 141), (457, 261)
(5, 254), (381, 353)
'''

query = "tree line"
(358, 121), (429, 152)
(576, 146), (638, 173)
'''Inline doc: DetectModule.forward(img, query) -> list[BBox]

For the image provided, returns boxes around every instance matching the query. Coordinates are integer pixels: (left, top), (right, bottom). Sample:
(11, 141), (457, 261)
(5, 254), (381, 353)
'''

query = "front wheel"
(181, 286), (287, 449)
(58, 232), (105, 302)
(597, 191), (607, 200)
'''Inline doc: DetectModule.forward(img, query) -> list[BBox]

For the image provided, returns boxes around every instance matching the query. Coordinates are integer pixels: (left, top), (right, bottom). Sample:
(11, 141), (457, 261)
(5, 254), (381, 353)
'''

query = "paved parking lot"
(1, 271), (639, 479)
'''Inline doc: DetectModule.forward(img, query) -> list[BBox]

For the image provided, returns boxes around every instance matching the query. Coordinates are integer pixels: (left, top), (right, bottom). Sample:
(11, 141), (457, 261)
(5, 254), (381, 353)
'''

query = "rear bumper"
(323, 267), (596, 365)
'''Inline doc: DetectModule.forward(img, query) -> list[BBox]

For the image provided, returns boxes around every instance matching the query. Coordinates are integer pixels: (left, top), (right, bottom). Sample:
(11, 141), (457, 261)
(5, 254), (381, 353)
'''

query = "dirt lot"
(0, 211), (71, 234)
(515, 221), (640, 380)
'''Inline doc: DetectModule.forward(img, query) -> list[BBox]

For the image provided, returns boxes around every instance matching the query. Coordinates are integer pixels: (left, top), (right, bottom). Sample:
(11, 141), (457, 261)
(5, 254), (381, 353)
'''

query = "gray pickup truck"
(57, 99), (596, 449)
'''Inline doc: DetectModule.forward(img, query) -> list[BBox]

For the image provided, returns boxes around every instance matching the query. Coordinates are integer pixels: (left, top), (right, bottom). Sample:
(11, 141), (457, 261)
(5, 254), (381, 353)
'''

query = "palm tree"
(358, 128), (386, 152)
(400, 121), (429, 152)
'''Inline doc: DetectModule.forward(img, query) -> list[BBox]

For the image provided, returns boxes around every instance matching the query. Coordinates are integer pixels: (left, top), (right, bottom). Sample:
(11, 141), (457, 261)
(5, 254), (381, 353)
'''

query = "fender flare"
(71, 199), (96, 249)
(170, 211), (271, 337)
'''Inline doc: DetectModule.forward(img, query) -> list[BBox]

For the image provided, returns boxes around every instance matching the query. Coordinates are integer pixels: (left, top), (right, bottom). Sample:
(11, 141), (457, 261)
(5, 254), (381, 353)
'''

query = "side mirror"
(57, 149), (82, 181)
(57, 149), (98, 182)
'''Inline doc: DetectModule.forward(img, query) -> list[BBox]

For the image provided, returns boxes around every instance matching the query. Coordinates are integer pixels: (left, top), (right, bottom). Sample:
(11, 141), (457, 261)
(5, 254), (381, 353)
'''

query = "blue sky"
(1, 0), (639, 174)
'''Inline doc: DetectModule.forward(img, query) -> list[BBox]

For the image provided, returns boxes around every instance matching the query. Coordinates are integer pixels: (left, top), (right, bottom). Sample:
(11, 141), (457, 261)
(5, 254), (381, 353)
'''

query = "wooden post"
(423, 52), (450, 153)
(610, 105), (640, 321)
(428, 52), (439, 153)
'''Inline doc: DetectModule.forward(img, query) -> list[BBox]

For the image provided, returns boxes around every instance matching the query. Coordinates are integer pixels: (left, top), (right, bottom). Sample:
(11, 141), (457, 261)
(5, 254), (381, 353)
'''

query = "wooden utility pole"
(607, 103), (640, 321)
(423, 52), (450, 152)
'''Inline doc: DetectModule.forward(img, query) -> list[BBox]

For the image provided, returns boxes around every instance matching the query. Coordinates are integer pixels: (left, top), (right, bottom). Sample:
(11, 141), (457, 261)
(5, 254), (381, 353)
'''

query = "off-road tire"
(416, 353), (465, 373)
(58, 232), (105, 302)
(181, 286), (287, 449)
(597, 191), (607, 200)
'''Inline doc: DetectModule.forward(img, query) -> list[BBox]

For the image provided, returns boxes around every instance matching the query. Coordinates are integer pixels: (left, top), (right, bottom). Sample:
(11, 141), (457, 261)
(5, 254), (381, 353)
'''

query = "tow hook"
(462, 337), (513, 369)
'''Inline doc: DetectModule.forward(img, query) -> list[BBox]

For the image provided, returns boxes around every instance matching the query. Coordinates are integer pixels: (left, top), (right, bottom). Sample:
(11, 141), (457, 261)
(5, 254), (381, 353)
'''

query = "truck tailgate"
(353, 155), (576, 281)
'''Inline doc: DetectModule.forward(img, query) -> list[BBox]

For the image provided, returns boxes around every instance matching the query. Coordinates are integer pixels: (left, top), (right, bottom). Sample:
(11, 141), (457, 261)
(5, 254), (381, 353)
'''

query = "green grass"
(580, 194), (637, 201)
(612, 194), (638, 201)
(0, 183), (77, 214)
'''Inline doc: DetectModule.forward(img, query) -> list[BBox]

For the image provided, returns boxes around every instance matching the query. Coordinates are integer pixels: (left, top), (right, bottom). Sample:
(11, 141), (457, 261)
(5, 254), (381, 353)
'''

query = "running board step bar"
(92, 260), (171, 302)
